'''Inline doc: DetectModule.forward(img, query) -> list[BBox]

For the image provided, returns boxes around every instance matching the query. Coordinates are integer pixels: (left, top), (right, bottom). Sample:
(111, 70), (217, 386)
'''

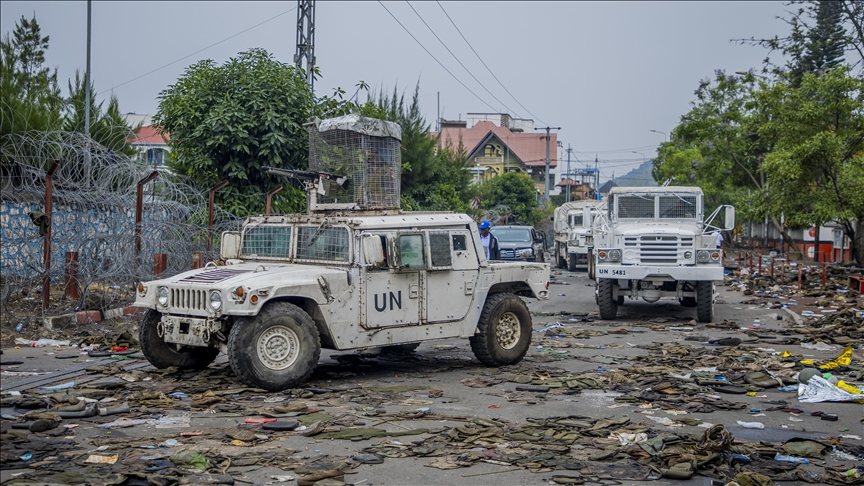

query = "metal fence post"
(42, 160), (61, 310)
(265, 185), (284, 216)
(64, 251), (79, 300)
(135, 171), (159, 283)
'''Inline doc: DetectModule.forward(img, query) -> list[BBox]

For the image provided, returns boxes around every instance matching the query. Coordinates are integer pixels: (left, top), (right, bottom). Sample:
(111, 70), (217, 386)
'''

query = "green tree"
(480, 172), (540, 224)
(800, 1), (847, 74)
(64, 70), (137, 156)
(757, 67), (864, 263)
(154, 48), (315, 215)
(370, 83), (472, 212)
(0, 14), (63, 138)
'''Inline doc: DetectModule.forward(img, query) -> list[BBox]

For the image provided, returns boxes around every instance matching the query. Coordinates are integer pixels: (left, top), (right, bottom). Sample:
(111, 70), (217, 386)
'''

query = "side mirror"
(220, 231), (241, 260)
(724, 206), (736, 231)
(362, 234), (387, 268)
(582, 206), (592, 229)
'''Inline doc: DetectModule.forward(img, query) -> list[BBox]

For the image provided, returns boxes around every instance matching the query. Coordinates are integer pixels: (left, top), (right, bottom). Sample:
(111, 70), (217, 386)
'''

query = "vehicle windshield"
(241, 225), (292, 258)
(568, 214), (583, 226)
(616, 194), (697, 219)
(490, 227), (532, 243)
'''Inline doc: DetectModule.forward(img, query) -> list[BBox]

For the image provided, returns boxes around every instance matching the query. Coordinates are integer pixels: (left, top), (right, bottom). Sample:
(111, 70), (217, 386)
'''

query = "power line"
(377, 1), (499, 113)
(97, 7), (297, 97)
(405, 1), (520, 118)
(436, 0), (547, 126)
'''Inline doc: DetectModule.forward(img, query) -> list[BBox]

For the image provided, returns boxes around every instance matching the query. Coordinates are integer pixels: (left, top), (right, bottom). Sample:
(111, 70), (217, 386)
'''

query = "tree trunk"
(853, 221), (864, 266)
(770, 214), (801, 260)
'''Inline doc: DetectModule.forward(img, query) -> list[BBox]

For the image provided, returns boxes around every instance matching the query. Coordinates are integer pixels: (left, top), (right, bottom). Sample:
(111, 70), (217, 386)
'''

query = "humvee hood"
(156, 263), (348, 288)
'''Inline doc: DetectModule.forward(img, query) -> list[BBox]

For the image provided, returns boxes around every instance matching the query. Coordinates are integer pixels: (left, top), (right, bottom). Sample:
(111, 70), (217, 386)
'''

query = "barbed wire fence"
(0, 130), (240, 325)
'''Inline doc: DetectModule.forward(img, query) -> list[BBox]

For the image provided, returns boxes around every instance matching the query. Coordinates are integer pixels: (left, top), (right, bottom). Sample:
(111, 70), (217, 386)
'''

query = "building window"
(484, 144), (500, 157)
(147, 148), (165, 167)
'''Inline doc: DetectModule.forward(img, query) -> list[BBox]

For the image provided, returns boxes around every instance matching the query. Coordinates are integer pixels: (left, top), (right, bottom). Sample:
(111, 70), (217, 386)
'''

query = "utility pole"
(294, 0), (316, 91)
(594, 155), (599, 200)
(84, 0), (92, 183)
(437, 92), (440, 132)
(534, 126), (561, 201)
(565, 145), (572, 203)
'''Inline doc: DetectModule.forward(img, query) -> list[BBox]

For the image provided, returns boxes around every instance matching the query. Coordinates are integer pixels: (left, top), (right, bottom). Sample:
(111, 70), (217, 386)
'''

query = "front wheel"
(597, 279), (618, 320)
(587, 249), (595, 279)
(470, 293), (532, 366)
(139, 310), (219, 370)
(228, 302), (321, 391)
(568, 254), (577, 272)
(695, 281), (715, 323)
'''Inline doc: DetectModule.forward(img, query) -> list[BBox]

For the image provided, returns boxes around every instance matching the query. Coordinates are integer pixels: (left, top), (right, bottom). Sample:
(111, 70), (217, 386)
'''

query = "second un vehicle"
(590, 186), (734, 322)
(134, 115), (550, 391)
(552, 200), (603, 272)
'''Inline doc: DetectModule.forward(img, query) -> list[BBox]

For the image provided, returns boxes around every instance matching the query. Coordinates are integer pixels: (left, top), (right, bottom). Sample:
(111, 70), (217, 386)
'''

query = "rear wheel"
(587, 249), (595, 279)
(139, 310), (219, 370)
(470, 293), (532, 366)
(228, 302), (321, 391)
(695, 281), (715, 323)
(568, 254), (577, 272)
(597, 279), (618, 320)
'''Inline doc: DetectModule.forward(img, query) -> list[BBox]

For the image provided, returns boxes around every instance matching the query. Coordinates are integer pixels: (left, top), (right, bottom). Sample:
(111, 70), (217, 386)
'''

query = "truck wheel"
(139, 309), (219, 370)
(568, 254), (577, 272)
(470, 293), (532, 367)
(382, 343), (420, 354)
(587, 250), (595, 279)
(695, 281), (715, 323)
(228, 302), (321, 391)
(597, 279), (618, 320)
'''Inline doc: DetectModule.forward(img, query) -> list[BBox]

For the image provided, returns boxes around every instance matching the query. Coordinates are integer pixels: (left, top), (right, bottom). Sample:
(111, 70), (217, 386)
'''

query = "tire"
(228, 302), (321, 391)
(139, 309), (219, 370)
(556, 244), (567, 269)
(597, 279), (618, 320)
(587, 249), (595, 280)
(695, 281), (715, 323)
(470, 293), (532, 367)
(568, 253), (577, 272)
(680, 297), (697, 308)
(382, 343), (420, 354)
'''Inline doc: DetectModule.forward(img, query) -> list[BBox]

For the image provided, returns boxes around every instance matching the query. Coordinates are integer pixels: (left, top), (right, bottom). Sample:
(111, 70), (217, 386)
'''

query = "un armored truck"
(552, 200), (603, 272)
(590, 186), (734, 322)
(134, 115), (550, 391)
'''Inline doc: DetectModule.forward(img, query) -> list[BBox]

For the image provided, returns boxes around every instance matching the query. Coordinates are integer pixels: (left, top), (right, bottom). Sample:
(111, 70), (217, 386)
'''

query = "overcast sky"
(1, 1), (790, 181)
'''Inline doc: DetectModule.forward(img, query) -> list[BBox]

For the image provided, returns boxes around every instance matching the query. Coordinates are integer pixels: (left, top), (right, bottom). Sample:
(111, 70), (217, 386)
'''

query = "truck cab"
(590, 186), (733, 322)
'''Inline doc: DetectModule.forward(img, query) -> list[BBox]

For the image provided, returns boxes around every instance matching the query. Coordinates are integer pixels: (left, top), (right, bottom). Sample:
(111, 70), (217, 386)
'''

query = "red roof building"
(127, 125), (170, 168)
(432, 118), (558, 195)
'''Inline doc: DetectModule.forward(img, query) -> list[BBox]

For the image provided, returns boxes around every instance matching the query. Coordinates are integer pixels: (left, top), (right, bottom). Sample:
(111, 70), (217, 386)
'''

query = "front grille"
(170, 288), (208, 311)
(500, 249), (516, 259)
(639, 235), (678, 263)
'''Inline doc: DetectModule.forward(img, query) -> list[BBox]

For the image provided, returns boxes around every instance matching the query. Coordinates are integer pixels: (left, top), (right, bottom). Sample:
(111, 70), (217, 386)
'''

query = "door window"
(398, 234), (426, 270)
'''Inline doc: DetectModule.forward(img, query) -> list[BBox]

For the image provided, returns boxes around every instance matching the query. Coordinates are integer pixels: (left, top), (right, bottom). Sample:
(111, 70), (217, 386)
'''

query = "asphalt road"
(1, 266), (861, 485)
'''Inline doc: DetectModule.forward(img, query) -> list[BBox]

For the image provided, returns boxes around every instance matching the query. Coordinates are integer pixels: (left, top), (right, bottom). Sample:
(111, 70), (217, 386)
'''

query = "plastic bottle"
(736, 421), (765, 429)
(15, 323), (23, 332)
(774, 452), (809, 464)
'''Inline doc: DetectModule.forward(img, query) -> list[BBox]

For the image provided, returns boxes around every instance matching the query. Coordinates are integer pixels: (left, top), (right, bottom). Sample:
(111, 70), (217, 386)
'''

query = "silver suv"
(490, 225), (546, 262)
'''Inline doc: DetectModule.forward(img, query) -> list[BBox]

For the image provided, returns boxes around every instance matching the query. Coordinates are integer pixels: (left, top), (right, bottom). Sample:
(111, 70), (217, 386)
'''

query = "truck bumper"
(568, 247), (588, 255)
(595, 264), (723, 281)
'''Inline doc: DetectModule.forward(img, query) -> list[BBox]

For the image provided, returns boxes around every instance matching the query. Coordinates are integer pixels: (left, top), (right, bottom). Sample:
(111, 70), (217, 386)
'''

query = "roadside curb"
(43, 306), (145, 330)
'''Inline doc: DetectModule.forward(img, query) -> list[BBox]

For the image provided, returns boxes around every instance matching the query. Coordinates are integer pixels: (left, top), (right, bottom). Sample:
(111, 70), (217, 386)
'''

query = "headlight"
(696, 250), (711, 263)
(608, 249), (621, 262)
(684, 251), (693, 259)
(518, 248), (534, 258)
(209, 290), (222, 310)
(138, 283), (147, 297)
(157, 287), (168, 306)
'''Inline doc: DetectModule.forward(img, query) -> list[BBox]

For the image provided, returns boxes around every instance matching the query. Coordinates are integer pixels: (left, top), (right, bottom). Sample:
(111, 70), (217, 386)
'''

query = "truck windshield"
(568, 214), (583, 227)
(242, 225), (292, 258)
(616, 194), (698, 219)
(491, 228), (532, 243)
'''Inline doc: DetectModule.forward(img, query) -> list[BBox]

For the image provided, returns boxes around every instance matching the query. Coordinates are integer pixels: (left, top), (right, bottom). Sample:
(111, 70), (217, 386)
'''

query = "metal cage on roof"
(308, 115), (402, 211)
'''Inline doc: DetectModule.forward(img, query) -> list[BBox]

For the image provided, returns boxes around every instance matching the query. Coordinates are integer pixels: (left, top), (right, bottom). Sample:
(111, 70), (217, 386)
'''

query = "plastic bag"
(797, 376), (864, 404)
(800, 342), (836, 351)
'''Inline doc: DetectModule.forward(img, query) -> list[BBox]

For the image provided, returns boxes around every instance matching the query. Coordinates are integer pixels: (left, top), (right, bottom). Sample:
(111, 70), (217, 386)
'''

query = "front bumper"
(595, 264), (723, 281)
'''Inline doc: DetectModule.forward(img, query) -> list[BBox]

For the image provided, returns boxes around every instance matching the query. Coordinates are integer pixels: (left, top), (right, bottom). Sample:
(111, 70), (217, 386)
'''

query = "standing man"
(478, 221), (500, 260)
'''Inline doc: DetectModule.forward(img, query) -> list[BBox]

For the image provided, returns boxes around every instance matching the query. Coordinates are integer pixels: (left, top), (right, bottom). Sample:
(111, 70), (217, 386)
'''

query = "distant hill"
(615, 160), (657, 187)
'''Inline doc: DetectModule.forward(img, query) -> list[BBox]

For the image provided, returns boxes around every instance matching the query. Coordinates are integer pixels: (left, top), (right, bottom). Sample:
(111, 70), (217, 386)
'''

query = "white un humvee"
(134, 115), (550, 391)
